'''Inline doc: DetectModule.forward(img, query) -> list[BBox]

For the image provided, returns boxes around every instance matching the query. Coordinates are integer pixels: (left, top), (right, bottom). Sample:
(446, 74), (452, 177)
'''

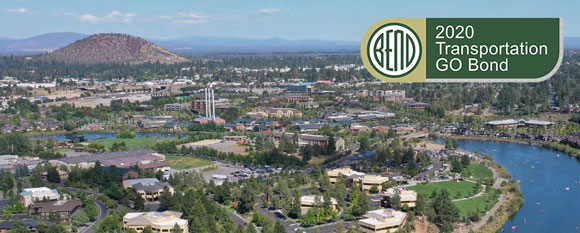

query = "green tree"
(171, 223), (184, 233)
(389, 194), (401, 210)
(237, 185), (256, 214)
(432, 189), (460, 233)
(274, 220), (287, 233)
(46, 167), (61, 183)
(143, 226), (154, 233)
(134, 193), (145, 211)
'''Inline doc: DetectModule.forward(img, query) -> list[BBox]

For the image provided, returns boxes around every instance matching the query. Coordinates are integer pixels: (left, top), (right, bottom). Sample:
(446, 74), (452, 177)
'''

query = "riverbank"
(470, 159), (523, 233)
(447, 135), (580, 158)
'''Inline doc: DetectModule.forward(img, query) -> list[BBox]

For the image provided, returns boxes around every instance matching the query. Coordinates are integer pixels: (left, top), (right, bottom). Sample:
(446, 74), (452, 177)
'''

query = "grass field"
(166, 156), (213, 170)
(408, 181), (482, 199)
(462, 164), (493, 180)
(55, 148), (74, 153)
(454, 188), (500, 217)
(89, 137), (174, 149)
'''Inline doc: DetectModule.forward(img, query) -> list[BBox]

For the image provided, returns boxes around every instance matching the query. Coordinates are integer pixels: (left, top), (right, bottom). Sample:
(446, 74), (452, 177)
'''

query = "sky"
(0, 0), (576, 41)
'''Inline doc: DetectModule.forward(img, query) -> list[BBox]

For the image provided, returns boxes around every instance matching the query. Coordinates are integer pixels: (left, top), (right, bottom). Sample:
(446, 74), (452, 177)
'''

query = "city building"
(54, 149), (166, 170)
(327, 167), (365, 185)
(123, 211), (188, 233)
(358, 208), (407, 233)
(357, 90), (406, 103)
(300, 195), (338, 214)
(485, 119), (555, 129)
(21, 187), (60, 207)
(268, 132), (346, 151)
(31, 199), (82, 222)
(286, 82), (314, 94)
(123, 178), (174, 202)
(382, 188), (417, 209)
(247, 107), (303, 119)
(0, 220), (55, 233)
(164, 103), (184, 112)
(357, 175), (390, 193)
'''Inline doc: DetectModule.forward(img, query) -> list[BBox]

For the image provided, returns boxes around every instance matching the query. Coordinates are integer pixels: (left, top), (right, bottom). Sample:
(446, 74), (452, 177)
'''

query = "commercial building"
(247, 107), (303, 119)
(382, 188), (417, 209)
(21, 187), (60, 207)
(164, 103), (184, 112)
(54, 149), (166, 170)
(123, 178), (174, 202)
(268, 132), (346, 151)
(0, 220), (55, 233)
(485, 119), (555, 129)
(286, 82), (314, 94)
(31, 199), (82, 222)
(123, 211), (188, 233)
(300, 195), (338, 214)
(357, 175), (390, 193)
(327, 167), (365, 185)
(358, 209), (407, 233)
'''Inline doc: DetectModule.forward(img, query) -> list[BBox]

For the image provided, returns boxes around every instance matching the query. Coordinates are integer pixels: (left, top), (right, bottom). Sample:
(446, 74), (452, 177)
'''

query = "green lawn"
(462, 164), (493, 180)
(454, 188), (500, 217)
(55, 148), (74, 153)
(408, 181), (482, 199)
(166, 156), (213, 170)
(89, 137), (174, 149)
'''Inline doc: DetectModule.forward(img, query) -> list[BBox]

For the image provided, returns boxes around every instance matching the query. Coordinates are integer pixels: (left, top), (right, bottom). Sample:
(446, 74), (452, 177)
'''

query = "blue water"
(453, 140), (580, 233)
(29, 132), (189, 141)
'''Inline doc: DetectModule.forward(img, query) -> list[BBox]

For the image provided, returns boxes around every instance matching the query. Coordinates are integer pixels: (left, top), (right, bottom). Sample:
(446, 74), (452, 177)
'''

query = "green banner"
(361, 18), (563, 82)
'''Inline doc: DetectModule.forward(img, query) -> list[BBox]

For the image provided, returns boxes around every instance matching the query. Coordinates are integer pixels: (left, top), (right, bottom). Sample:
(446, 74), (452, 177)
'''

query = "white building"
(21, 187), (60, 207)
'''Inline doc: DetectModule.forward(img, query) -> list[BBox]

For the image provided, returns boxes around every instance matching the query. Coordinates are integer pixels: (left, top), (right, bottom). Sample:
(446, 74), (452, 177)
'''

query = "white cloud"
(257, 8), (286, 14)
(78, 11), (137, 23)
(157, 12), (212, 24)
(5, 8), (28, 14)
(79, 14), (100, 23)
(174, 19), (207, 24)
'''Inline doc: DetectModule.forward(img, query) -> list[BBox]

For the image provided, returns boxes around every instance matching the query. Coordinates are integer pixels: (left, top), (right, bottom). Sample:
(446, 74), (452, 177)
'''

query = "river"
(28, 132), (189, 141)
(453, 140), (580, 233)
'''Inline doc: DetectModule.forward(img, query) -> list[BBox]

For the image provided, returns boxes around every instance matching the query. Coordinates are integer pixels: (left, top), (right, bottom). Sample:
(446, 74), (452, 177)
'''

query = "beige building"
(300, 195), (338, 214)
(247, 107), (302, 118)
(21, 187), (61, 207)
(327, 167), (365, 184)
(358, 209), (407, 233)
(123, 211), (188, 233)
(383, 188), (417, 209)
(357, 175), (390, 193)
(123, 178), (174, 202)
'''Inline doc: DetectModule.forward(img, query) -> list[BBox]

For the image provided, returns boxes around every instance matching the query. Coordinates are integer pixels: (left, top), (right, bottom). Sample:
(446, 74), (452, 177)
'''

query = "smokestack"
(211, 88), (216, 120)
(205, 88), (209, 118)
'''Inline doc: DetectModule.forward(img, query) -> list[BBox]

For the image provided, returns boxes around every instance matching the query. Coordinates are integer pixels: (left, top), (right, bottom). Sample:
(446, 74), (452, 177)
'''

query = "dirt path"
(457, 164), (507, 233)
(452, 184), (486, 202)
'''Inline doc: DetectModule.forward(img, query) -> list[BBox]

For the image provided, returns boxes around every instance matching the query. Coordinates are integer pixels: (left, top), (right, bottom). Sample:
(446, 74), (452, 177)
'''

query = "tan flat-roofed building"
(300, 195), (338, 214)
(327, 167), (365, 184)
(383, 188), (417, 209)
(358, 208), (407, 233)
(357, 175), (389, 193)
(123, 211), (188, 233)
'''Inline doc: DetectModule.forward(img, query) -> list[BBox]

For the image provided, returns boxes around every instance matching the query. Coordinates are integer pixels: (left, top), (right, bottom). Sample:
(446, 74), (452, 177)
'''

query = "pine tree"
(432, 189), (460, 233)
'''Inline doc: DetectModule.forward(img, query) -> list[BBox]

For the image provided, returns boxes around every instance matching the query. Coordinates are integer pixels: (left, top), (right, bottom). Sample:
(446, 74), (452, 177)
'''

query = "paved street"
(80, 199), (107, 233)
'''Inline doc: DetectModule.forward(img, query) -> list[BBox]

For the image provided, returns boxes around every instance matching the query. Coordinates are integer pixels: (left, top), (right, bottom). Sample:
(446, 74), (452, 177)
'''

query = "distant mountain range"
(1, 32), (580, 55)
(0, 32), (359, 55)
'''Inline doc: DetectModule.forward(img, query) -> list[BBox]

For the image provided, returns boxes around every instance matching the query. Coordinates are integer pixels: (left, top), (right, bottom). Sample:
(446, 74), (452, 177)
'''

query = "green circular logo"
(367, 23), (422, 78)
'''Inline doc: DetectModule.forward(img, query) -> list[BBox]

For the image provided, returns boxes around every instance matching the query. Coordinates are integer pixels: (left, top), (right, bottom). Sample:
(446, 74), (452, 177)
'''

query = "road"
(256, 196), (298, 233)
(80, 199), (107, 233)
(228, 211), (248, 227)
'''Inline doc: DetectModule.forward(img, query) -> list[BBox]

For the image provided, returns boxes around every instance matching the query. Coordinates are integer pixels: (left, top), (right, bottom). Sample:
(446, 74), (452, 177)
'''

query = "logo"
(367, 23), (422, 78)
